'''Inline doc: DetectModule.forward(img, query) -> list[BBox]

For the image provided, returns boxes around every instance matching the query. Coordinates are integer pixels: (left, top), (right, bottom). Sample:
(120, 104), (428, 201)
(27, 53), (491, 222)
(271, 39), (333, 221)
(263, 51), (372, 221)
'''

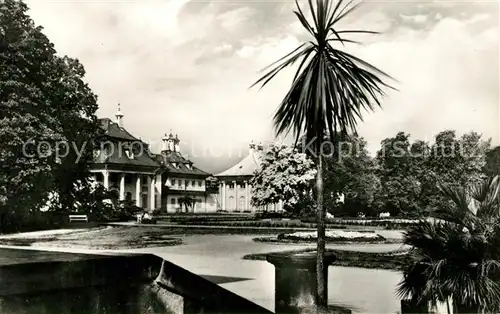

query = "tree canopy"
(251, 144), (316, 215)
(0, 0), (101, 230)
(322, 134), (380, 216)
(261, 130), (495, 219)
(374, 130), (490, 217)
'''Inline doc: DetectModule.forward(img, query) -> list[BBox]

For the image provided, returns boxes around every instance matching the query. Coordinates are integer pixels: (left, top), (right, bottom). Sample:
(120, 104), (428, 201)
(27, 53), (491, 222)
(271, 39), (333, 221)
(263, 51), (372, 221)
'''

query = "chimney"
(100, 119), (110, 131)
(257, 142), (264, 151)
(161, 133), (169, 152)
(174, 134), (180, 152)
(115, 103), (124, 128)
(249, 141), (256, 154)
(168, 131), (175, 151)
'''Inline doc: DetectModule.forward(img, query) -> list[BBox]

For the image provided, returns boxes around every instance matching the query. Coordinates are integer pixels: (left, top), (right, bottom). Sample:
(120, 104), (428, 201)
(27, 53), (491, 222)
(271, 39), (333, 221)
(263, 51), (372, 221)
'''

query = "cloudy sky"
(25, 0), (498, 173)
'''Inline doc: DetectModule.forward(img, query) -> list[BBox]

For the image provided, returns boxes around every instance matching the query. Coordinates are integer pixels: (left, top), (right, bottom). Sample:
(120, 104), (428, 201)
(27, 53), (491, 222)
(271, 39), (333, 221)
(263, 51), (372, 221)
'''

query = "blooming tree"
(251, 144), (317, 215)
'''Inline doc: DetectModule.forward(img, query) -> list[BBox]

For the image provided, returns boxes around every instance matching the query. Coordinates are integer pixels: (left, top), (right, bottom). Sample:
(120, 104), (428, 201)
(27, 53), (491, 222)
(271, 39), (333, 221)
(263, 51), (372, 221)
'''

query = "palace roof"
(98, 118), (138, 141)
(93, 142), (160, 168)
(154, 151), (209, 177)
(93, 112), (211, 176)
(93, 118), (159, 169)
(215, 148), (263, 178)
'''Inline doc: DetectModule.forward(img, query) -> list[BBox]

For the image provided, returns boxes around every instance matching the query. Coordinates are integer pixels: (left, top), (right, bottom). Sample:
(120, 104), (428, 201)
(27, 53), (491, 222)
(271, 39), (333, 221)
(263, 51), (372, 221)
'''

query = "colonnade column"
(147, 176), (153, 210)
(155, 174), (162, 210)
(149, 176), (156, 210)
(119, 174), (125, 201)
(222, 181), (226, 210)
(245, 181), (249, 210)
(135, 175), (141, 207)
(234, 181), (238, 211)
(218, 184), (222, 210)
(103, 170), (109, 190)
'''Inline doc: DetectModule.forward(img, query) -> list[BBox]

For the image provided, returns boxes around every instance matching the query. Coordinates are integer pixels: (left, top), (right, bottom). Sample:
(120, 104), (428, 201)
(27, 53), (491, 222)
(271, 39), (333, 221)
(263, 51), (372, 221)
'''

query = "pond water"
(126, 233), (406, 314)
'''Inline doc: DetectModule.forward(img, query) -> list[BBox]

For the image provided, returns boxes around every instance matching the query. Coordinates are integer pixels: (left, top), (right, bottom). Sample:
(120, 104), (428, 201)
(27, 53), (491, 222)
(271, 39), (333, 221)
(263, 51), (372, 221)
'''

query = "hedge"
(243, 248), (410, 270)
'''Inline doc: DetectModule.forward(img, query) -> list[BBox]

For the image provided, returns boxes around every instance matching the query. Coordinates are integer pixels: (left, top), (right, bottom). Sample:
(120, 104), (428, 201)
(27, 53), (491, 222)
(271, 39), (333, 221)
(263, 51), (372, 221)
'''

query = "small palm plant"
(397, 176), (500, 313)
(251, 0), (393, 308)
(178, 193), (194, 213)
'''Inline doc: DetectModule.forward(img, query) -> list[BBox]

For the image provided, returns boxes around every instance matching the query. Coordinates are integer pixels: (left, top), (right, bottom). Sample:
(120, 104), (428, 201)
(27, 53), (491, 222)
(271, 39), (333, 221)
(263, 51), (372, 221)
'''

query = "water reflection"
(126, 234), (404, 314)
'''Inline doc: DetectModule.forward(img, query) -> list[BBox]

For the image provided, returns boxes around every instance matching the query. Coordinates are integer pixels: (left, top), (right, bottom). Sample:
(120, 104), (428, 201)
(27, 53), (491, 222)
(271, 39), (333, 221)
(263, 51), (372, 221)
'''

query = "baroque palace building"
(215, 142), (283, 212)
(90, 106), (216, 212)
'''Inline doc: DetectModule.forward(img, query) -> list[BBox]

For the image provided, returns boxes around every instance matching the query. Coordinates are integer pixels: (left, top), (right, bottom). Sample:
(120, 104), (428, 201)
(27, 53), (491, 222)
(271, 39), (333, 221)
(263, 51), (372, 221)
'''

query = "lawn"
(0, 226), (182, 249)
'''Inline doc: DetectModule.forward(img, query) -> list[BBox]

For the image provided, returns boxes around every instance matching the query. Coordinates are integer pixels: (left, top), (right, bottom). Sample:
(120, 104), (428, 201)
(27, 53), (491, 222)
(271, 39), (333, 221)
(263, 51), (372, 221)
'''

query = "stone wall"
(0, 248), (271, 314)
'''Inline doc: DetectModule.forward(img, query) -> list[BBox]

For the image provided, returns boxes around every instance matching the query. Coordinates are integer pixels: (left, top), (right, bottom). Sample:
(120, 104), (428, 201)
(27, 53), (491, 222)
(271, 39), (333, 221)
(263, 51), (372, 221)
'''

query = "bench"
(68, 215), (88, 223)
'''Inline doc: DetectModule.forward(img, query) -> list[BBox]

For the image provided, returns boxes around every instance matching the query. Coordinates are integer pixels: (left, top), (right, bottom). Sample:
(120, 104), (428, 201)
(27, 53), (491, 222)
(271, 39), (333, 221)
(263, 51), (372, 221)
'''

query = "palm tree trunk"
(316, 154), (327, 309)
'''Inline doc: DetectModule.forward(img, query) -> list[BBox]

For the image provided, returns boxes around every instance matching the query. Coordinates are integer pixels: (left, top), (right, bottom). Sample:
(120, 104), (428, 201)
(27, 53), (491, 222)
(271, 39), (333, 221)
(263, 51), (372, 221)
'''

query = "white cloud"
(218, 7), (254, 30)
(214, 43), (233, 53)
(349, 15), (499, 152)
(400, 14), (428, 24)
(237, 46), (256, 58)
(21, 1), (499, 172)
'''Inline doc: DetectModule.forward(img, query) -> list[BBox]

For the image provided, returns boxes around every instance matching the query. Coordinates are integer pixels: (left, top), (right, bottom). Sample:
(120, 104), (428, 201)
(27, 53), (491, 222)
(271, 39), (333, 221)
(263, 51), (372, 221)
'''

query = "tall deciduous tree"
(375, 132), (425, 217)
(484, 146), (500, 177)
(323, 134), (380, 216)
(425, 130), (490, 213)
(251, 144), (316, 215)
(0, 0), (100, 230)
(251, 0), (393, 308)
(375, 130), (490, 217)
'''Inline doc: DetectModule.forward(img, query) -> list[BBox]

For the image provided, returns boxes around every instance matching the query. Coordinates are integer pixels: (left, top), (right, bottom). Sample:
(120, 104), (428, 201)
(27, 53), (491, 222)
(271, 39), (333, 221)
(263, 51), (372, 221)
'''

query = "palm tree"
(397, 176), (500, 313)
(178, 188), (194, 213)
(251, 0), (393, 309)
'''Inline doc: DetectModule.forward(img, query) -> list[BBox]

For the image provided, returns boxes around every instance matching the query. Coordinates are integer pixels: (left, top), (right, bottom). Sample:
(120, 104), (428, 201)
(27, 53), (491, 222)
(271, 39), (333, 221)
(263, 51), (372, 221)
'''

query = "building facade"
(90, 106), (215, 213)
(214, 142), (283, 212)
(153, 133), (215, 213)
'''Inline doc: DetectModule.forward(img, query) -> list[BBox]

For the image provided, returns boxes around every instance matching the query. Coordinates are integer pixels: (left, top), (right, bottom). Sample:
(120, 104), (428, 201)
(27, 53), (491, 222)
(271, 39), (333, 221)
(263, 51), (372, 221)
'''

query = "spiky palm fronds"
(398, 176), (500, 313)
(251, 0), (393, 308)
(252, 0), (394, 149)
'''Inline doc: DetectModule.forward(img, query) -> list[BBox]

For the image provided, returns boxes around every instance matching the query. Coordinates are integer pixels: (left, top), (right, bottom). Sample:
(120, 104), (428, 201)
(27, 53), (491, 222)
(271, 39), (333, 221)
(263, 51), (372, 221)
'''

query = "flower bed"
(243, 248), (410, 270)
(159, 219), (349, 229)
(254, 230), (387, 244)
(300, 217), (421, 229)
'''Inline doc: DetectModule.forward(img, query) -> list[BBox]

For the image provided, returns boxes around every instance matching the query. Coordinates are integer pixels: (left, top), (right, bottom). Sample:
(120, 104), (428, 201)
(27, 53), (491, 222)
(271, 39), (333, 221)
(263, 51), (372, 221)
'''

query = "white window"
(125, 149), (134, 159)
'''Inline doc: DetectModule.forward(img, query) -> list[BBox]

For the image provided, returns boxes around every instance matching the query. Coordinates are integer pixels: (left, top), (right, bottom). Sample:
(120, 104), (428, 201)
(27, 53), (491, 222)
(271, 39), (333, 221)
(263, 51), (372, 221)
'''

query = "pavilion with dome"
(214, 142), (283, 212)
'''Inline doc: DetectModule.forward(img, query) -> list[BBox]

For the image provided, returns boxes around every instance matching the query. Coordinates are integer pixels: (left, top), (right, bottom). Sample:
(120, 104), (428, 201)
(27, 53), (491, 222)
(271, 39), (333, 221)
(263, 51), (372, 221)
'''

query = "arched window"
(228, 196), (235, 210)
(239, 196), (245, 210)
